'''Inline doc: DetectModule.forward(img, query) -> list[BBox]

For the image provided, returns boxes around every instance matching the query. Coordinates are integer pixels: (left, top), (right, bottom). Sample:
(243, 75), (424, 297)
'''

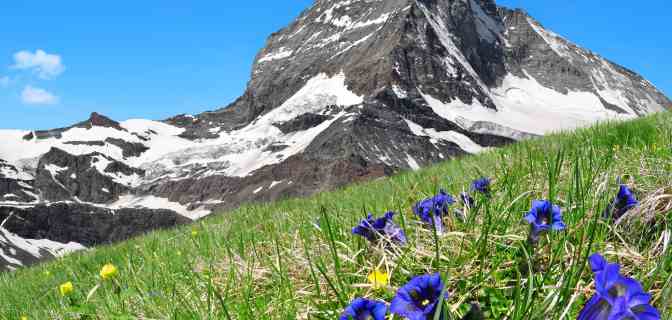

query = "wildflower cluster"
(342, 178), (658, 319)
(341, 273), (448, 320)
(52, 262), (120, 313)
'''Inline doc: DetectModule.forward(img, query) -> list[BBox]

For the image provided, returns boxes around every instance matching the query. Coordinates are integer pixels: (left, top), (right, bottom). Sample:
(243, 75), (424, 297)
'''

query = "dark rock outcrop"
(274, 113), (334, 134)
(34, 148), (143, 203)
(0, 203), (189, 247)
(105, 138), (150, 158)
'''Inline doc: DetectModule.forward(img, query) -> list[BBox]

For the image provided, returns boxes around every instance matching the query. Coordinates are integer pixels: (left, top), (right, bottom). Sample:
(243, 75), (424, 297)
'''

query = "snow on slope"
(0, 72), (361, 179)
(108, 195), (210, 220)
(0, 227), (85, 270)
(404, 119), (486, 154)
(0, 162), (33, 181)
(141, 72), (363, 181)
(0, 72), (364, 217)
(421, 72), (637, 136)
(258, 47), (294, 63)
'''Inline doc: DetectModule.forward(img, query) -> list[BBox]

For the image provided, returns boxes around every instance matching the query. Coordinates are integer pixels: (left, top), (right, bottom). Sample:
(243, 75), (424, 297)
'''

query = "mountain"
(1, 0), (669, 270)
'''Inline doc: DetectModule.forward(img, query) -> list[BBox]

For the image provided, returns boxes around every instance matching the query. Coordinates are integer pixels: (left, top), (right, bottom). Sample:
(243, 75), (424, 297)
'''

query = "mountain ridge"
(1, 0), (670, 271)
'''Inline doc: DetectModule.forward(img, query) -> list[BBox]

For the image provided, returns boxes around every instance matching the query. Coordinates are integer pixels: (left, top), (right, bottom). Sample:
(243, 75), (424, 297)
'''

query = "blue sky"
(0, 1), (669, 130)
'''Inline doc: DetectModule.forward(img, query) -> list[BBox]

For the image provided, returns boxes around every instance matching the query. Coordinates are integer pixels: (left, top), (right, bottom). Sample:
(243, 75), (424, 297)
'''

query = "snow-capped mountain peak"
(1, 0), (669, 270)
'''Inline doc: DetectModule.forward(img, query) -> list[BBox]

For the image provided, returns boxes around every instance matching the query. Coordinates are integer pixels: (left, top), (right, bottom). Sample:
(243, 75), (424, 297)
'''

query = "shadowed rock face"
(1, 0), (670, 270)
(274, 113), (334, 134)
(0, 226), (63, 272)
(35, 148), (143, 203)
(0, 203), (189, 271)
(0, 204), (190, 247)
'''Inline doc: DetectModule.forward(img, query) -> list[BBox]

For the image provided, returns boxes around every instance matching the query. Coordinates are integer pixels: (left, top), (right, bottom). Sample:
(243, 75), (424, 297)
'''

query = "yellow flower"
(59, 281), (74, 297)
(367, 268), (389, 290)
(21, 316), (28, 320)
(191, 229), (199, 237)
(99, 263), (118, 281)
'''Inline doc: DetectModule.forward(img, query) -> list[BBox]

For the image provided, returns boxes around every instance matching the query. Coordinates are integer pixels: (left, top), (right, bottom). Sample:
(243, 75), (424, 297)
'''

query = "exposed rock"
(274, 113), (334, 134)
(105, 138), (150, 158)
(34, 148), (143, 203)
(0, 203), (189, 247)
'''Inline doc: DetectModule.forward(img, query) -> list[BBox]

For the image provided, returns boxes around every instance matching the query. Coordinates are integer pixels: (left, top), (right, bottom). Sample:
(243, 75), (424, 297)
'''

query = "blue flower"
(352, 211), (407, 245)
(390, 273), (449, 320)
(340, 298), (387, 320)
(460, 192), (475, 209)
(578, 253), (660, 320)
(413, 190), (455, 234)
(605, 185), (639, 220)
(523, 200), (566, 244)
(471, 178), (491, 194)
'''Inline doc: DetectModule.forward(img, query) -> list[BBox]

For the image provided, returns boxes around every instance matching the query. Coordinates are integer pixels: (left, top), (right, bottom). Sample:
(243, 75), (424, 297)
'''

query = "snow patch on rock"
(421, 73), (636, 136)
(108, 195), (210, 220)
(0, 226), (85, 270)
(404, 119), (486, 154)
(259, 47), (294, 63)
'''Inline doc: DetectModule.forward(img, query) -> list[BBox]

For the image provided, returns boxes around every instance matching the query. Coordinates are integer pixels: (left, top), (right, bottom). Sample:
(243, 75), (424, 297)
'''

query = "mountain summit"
(1, 0), (669, 270)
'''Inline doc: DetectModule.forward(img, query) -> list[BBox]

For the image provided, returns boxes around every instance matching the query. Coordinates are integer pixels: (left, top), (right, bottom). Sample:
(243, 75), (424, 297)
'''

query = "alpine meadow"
(0, 113), (670, 318)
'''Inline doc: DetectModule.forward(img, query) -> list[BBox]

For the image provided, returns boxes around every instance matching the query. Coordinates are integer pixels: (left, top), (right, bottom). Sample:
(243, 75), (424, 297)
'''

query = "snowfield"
(0, 226), (85, 271)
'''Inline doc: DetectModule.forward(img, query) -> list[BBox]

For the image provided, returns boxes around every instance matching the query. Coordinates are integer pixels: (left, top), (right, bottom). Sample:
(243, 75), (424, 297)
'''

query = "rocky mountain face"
(1, 0), (670, 270)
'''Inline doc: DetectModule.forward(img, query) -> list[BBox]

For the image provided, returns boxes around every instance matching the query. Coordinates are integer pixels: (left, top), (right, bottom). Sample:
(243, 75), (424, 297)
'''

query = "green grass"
(2, 113), (671, 319)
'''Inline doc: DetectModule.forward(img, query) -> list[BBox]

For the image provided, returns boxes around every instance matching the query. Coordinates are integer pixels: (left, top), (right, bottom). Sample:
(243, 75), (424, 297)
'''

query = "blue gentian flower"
(471, 178), (491, 194)
(577, 253), (660, 320)
(413, 190), (455, 234)
(460, 192), (475, 209)
(340, 298), (387, 320)
(523, 200), (566, 244)
(604, 185), (639, 220)
(352, 211), (407, 245)
(390, 273), (449, 320)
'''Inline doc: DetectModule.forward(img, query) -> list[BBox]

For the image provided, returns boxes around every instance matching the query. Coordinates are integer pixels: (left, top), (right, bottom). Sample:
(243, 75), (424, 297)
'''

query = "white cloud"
(21, 85), (59, 105)
(0, 76), (9, 87)
(12, 49), (65, 79)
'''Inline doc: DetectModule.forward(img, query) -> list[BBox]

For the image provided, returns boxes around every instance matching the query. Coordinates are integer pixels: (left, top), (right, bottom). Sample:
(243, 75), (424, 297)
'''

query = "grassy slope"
(1, 113), (671, 319)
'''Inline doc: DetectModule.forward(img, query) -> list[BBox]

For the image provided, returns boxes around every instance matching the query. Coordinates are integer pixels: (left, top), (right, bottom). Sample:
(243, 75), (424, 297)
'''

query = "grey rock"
(0, 203), (189, 247)
(0, 203), (189, 271)
(105, 138), (150, 158)
(274, 113), (334, 134)
(34, 148), (143, 203)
